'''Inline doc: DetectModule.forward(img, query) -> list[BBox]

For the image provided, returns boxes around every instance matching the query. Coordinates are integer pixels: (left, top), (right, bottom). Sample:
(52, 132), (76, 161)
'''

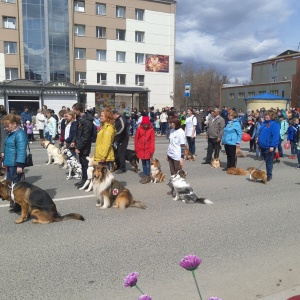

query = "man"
(112, 109), (129, 174)
(202, 107), (225, 164)
(195, 110), (202, 133)
(20, 106), (32, 126)
(71, 103), (94, 188)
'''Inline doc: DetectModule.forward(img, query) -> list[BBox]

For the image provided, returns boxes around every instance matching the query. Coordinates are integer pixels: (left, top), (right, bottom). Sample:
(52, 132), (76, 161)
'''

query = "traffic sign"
(184, 83), (191, 97)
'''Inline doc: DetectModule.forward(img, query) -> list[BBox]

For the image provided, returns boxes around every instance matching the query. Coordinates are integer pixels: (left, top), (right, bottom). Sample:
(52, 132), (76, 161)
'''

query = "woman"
(258, 110), (280, 181)
(64, 111), (77, 157)
(135, 116), (155, 184)
(185, 108), (197, 156)
(159, 109), (168, 136)
(1, 114), (28, 212)
(0, 105), (8, 156)
(167, 117), (186, 195)
(94, 108), (116, 169)
(35, 109), (45, 139)
(222, 110), (242, 169)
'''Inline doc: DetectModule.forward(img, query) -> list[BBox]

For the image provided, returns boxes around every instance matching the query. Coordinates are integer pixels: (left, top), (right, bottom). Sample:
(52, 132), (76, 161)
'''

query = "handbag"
(25, 143), (33, 167)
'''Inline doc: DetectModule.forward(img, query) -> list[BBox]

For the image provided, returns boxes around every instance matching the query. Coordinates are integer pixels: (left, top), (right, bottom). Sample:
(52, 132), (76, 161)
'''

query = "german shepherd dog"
(112, 149), (139, 173)
(93, 165), (146, 210)
(0, 181), (84, 224)
(150, 158), (166, 183)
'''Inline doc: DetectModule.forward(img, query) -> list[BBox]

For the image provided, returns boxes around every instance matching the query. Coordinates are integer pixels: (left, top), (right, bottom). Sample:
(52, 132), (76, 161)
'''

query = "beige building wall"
(246, 100), (289, 112)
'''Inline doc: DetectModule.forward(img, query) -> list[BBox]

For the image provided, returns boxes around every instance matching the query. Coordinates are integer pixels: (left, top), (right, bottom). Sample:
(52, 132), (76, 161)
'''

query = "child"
(287, 117), (299, 159)
(25, 120), (34, 143)
(154, 116), (160, 135)
(296, 129), (300, 169)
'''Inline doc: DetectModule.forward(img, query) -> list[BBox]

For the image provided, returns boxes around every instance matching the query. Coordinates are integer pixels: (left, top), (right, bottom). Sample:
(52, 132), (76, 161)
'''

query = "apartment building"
(221, 50), (300, 110)
(0, 0), (176, 114)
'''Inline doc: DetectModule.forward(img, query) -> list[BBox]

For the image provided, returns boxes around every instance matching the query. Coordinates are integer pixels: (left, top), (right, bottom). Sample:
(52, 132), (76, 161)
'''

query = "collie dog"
(41, 140), (67, 168)
(227, 167), (249, 175)
(0, 180), (84, 224)
(211, 158), (220, 168)
(79, 156), (95, 192)
(170, 170), (213, 204)
(92, 165), (146, 210)
(150, 158), (166, 183)
(247, 167), (267, 184)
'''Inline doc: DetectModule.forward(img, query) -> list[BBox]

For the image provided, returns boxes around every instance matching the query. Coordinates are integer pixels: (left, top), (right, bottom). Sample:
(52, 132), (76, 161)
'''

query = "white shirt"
(160, 112), (168, 123)
(167, 128), (186, 160)
(185, 115), (197, 137)
(64, 122), (71, 140)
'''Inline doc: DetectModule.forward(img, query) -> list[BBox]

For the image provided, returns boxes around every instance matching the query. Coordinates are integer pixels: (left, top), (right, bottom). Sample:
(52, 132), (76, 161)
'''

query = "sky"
(175, 0), (300, 82)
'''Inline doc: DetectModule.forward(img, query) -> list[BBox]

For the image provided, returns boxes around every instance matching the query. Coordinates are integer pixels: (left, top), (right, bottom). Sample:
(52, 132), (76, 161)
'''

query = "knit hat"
(141, 116), (151, 125)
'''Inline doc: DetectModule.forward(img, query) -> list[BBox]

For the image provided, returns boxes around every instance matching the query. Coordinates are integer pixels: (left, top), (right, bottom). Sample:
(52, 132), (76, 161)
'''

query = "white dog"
(79, 156), (95, 192)
(63, 149), (82, 180)
(41, 140), (67, 168)
(170, 170), (213, 204)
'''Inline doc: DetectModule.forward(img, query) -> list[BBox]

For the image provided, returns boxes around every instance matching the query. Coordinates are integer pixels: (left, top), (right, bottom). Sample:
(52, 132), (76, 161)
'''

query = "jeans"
(297, 149), (300, 165)
(186, 136), (196, 155)
(161, 122), (167, 135)
(261, 148), (275, 179)
(78, 153), (88, 180)
(45, 132), (52, 143)
(277, 138), (283, 156)
(141, 159), (150, 176)
(6, 166), (24, 183)
(290, 141), (296, 155)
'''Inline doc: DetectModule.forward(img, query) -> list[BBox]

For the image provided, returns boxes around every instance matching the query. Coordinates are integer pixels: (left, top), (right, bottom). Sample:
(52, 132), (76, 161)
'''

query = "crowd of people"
(1, 102), (300, 212)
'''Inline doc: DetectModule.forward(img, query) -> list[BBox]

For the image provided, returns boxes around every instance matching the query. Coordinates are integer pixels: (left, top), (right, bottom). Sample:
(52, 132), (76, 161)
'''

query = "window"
(248, 92), (255, 97)
(270, 90), (278, 96)
(258, 91), (266, 94)
(271, 76), (276, 82)
(96, 26), (106, 38)
(135, 9), (144, 20)
(97, 73), (107, 85)
(5, 68), (18, 80)
(75, 48), (86, 59)
(229, 93), (235, 99)
(4, 41), (17, 54)
(116, 74), (126, 85)
(116, 29), (126, 41)
(116, 6), (126, 18)
(135, 31), (144, 42)
(238, 92), (245, 98)
(135, 53), (145, 64)
(3, 16), (16, 29)
(74, 24), (85, 36)
(116, 51), (126, 62)
(96, 3), (106, 15)
(74, 0), (85, 12)
(96, 49), (106, 61)
(272, 63), (277, 71)
(75, 72), (86, 82)
(1, 0), (16, 3)
(135, 75), (145, 86)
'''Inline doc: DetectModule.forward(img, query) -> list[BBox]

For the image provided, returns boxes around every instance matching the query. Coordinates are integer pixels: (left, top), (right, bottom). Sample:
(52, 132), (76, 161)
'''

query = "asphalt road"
(0, 136), (300, 300)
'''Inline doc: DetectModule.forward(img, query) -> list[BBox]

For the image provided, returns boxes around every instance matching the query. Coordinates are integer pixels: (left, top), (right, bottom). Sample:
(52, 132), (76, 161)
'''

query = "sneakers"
(288, 155), (297, 159)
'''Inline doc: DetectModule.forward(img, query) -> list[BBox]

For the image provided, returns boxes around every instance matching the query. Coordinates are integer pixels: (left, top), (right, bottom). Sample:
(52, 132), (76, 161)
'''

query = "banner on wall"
(145, 54), (169, 73)
(95, 93), (115, 112)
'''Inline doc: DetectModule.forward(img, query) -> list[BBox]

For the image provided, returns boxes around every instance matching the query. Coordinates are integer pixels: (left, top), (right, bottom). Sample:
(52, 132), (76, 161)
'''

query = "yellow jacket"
(94, 123), (116, 162)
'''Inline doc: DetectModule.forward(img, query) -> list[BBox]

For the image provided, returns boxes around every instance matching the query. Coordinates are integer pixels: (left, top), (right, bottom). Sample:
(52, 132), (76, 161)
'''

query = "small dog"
(227, 167), (249, 175)
(211, 158), (220, 168)
(79, 156), (95, 192)
(0, 180), (84, 224)
(92, 165), (146, 210)
(247, 167), (267, 184)
(273, 151), (280, 164)
(236, 147), (246, 158)
(63, 149), (82, 180)
(150, 158), (166, 183)
(170, 170), (213, 204)
(41, 140), (67, 168)
(112, 149), (139, 173)
(184, 146), (195, 161)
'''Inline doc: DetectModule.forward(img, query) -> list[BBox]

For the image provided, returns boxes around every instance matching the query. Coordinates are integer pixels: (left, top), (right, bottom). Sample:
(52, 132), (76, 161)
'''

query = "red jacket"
(134, 125), (155, 159)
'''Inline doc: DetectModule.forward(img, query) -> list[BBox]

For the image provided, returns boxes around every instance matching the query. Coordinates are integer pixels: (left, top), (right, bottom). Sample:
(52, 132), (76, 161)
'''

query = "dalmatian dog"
(63, 149), (82, 180)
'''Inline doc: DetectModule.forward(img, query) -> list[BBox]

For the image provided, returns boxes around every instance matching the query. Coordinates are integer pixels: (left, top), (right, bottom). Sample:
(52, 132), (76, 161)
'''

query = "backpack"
(192, 116), (201, 134)
(91, 124), (98, 143)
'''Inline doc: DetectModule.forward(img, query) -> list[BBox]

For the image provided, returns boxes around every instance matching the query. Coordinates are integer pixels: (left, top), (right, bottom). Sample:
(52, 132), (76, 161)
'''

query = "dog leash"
(257, 151), (272, 170)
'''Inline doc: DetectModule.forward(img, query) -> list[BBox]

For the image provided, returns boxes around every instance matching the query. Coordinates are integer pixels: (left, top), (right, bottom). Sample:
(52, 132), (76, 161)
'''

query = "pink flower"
(139, 295), (152, 300)
(123, 272), (139, 287)
(179, 255), (202, 271)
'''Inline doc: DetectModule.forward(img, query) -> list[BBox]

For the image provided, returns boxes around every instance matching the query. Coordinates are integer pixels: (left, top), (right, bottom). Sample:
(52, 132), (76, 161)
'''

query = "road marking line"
(0, 194), (94, 208)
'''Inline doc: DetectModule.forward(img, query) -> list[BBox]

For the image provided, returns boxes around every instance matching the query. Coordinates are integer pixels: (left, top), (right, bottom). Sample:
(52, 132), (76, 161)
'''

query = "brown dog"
(211, 158), (220, 168)
(184, 146), (195, 161)
(93, 165), (146, 210)
(247, 167), (267, 184)
(236, 147), (246, 158)
(150, 158), (166, 183)
(0, 180), (84, 224)
(227, 167), (249, 175)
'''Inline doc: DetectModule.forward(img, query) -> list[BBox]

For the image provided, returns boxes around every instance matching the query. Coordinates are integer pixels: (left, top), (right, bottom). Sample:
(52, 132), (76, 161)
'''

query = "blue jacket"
(287, 124), (299, 142)
(222, 118), (242, 145)
(3, 128), (28, 167)
(258, 120), (280, 148)
(20, 111), (32, 124)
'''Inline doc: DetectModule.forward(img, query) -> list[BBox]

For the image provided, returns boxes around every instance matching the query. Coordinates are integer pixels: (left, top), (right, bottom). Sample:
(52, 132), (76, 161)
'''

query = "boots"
(141, 175), (151, 184)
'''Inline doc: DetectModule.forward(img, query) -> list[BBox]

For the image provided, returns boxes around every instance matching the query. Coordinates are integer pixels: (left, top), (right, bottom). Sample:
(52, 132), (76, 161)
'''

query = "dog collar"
(45, 143), (50, 149)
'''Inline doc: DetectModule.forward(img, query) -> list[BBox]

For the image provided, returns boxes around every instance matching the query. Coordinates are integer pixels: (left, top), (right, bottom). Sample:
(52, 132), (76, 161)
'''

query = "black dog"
(112, 149), (139, 173)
